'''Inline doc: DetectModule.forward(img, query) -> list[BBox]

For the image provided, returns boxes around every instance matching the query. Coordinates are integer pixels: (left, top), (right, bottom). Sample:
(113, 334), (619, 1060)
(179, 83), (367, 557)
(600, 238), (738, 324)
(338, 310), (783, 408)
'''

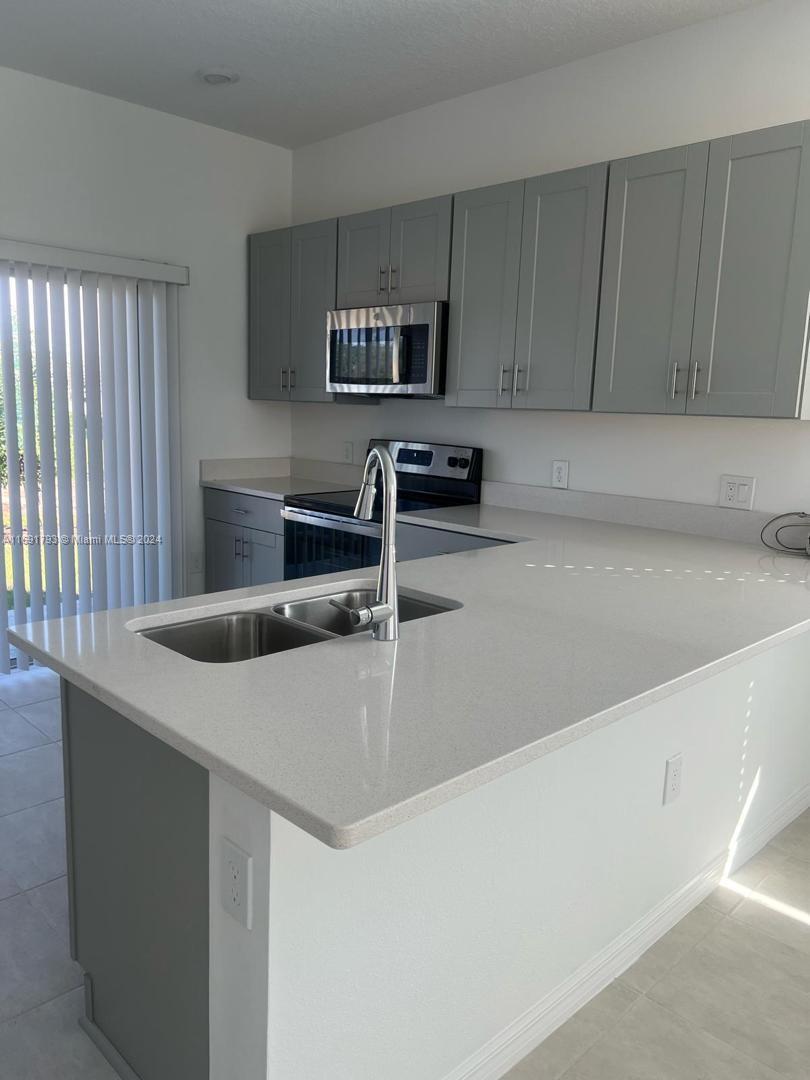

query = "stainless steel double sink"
(137, 588), (459, 663)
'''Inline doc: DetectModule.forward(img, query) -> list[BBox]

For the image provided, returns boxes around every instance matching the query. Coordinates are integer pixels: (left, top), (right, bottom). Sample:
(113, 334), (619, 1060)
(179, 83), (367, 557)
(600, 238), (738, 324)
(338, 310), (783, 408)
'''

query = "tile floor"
(506, 809), (810, 1080)
(0, 663), (807, 1080)
(0, 664), (118, 1078)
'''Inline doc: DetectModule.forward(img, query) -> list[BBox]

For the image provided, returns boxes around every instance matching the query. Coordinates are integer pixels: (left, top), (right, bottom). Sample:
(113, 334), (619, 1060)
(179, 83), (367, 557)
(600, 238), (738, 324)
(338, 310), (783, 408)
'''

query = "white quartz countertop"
(202, 475), (348, 499)
(10, 510), (810, 849)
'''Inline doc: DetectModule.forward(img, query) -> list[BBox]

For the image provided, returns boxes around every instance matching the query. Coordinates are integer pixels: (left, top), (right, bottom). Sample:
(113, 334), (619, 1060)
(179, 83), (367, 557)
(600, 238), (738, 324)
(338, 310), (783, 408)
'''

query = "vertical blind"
(0, 259), (180, 671)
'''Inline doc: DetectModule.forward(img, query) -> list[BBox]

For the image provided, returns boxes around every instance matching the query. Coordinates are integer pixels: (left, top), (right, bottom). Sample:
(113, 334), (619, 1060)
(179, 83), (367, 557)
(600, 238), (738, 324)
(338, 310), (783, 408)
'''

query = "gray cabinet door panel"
(337, 208), (391, 307)
(446, 180), (525, 408)
(592, 144), (709, 414)
(204, 518), (244, 593)
(290, 218), (337, 402)
(689, 121), (810, 417)
(248, 229), (291, 400)
(389, 195), (453, 303)
(514, 164), (607, 410)
(243, 527), (284, 586)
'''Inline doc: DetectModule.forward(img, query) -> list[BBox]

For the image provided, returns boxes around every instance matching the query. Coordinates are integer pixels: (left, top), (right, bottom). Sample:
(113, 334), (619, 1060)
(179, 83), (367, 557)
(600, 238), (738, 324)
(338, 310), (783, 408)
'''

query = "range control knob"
(447, 456), (459, 467)
(457, 457), (470, 470)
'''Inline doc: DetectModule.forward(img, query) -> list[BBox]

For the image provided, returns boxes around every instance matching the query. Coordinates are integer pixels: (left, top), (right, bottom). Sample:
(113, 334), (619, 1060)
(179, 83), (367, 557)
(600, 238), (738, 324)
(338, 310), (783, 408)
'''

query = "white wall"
(291, 0), (810, 514)
(0, 66), (293, 595)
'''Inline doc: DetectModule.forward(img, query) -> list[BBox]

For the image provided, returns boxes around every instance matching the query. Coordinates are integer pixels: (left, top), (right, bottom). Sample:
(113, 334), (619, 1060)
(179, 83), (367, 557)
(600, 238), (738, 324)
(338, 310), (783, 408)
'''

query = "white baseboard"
(443, 783), (810, 1080)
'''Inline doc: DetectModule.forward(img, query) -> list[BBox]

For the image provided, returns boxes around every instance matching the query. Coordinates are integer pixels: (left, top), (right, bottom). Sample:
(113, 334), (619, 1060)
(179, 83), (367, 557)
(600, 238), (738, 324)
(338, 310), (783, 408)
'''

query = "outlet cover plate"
(719, 474), (756, 510)
(221, 836), (253, 930)
(552, 460), (569, 489)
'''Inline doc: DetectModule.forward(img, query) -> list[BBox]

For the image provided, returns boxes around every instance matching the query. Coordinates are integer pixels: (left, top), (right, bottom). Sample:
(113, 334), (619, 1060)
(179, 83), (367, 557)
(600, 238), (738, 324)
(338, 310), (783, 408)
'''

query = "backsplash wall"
(290, 0), (810, 516)
(290, 402), (809, 515)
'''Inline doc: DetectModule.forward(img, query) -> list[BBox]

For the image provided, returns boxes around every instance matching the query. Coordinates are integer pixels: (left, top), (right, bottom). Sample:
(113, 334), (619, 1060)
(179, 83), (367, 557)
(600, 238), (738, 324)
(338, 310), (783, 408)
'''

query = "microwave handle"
(391, 327), (403, 384)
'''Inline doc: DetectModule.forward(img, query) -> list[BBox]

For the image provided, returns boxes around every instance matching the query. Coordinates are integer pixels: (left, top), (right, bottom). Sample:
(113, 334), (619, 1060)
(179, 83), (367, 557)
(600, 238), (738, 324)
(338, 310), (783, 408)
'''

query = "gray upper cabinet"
(445, 180), (525, 408)
(592, 144), (709, 414)
(337, 196), (453, 308)
(248, 230), (291, 400)
(290, 218), (337, 402)
(688, 122), (810, 417)
(513, 165), (607, 411)
(388, 195), (453, 303)
(337, 209), (391, 308)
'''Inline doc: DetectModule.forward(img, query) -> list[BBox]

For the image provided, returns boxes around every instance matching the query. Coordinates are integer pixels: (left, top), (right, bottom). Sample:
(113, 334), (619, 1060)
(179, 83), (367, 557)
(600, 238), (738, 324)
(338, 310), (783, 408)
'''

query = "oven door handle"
(281, 507), (383, 538)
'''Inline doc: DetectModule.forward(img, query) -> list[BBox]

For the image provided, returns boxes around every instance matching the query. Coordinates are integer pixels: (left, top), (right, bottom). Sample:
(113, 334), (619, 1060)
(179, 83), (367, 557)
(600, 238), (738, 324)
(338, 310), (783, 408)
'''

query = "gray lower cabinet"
(204, 518), (283, 591)
(63, 681), (209, 1080)
(513, 164), (607, 410)
(290, 218), (337, 402)
(592, 143), (709, 414)
(397, 523), (505, 560)
(204, 518), (245, 592)
(445, 180), (525, 408)
(688, 121), (810, 417)
(203, 490), (285, 592)
(337, 196), (453, 307)
(248, 229), (291, 400)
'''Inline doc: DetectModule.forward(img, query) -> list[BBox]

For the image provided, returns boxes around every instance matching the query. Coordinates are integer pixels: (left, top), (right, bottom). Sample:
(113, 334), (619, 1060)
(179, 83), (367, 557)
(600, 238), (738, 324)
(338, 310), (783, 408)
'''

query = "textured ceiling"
(0, 0), (765, 147)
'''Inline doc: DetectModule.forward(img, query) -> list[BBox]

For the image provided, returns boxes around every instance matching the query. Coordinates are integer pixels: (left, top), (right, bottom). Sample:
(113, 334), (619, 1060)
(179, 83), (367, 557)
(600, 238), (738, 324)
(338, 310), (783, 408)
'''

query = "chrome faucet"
(330, 445), (399, 641)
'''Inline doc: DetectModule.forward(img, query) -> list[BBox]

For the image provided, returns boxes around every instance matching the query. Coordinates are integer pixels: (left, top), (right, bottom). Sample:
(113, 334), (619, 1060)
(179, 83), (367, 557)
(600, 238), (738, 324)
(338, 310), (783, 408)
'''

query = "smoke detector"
(198, 68), (240, 86)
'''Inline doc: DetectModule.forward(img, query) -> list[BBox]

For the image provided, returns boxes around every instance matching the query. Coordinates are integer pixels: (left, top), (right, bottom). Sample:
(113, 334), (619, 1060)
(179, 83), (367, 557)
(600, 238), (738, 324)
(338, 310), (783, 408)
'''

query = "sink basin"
(273, 589), (460, 637)
(138, 611), (331, 663)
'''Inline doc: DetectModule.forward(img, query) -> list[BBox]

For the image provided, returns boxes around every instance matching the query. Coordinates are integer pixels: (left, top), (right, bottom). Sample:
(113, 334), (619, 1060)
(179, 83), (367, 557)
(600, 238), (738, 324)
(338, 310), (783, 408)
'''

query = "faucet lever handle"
(329, 598), (374, 627)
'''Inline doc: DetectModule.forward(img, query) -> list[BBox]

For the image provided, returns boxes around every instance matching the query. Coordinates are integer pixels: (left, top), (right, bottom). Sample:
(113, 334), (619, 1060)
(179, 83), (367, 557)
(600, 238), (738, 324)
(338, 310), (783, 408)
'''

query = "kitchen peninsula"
(10, 512), (810, 1080)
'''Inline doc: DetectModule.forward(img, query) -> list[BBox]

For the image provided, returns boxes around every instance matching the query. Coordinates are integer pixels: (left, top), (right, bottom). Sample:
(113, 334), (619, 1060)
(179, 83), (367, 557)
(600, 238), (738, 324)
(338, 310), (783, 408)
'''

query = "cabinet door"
(248, 229), (291, 400)
(388, 195), (452, 303)
(290, 219), (337, 402)
(688, 122), (810, 417)
(514, 165), (607, 410)
(592, 144), (708, 414)
(445, 181), (525, 408)
(242, 527), (284, 586)
(337, 208), (391, 307)
(204, 519), (244, 593)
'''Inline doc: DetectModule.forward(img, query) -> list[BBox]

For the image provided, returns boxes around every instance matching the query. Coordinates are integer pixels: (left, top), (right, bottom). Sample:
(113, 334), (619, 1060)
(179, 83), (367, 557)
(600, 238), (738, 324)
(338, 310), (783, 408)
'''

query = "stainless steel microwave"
(325, 301), (447, 396)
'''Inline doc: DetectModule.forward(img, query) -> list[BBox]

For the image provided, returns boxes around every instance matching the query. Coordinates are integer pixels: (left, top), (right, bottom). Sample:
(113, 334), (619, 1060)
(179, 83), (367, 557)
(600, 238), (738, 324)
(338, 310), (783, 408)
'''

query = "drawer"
(203, 488), (284, 534)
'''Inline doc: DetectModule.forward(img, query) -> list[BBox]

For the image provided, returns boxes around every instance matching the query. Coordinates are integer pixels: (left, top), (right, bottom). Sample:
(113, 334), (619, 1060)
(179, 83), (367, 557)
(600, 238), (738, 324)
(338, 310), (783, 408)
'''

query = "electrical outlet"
(552, 460), (569, 489)
(342, 440), (354, 464)
(221, 837), (253, 929)
(719, 474), (756, 510)
(663, 754), (683, 805)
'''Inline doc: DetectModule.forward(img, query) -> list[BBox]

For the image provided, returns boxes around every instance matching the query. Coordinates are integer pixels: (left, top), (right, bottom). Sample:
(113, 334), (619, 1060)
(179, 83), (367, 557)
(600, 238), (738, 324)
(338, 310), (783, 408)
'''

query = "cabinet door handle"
(232, 507), (248, 516)
(234, 537), (241, 559)
(241, 539), (249, 561)
(389, 265), (398, 290)
(670, 361), (680, 399)
(280, 367), (288, 393)
(690, 363), (701, 399)
(378, 265), (388, 293)
(497, 363), (513, 396)
(289, 368), (296, 389)
(512, 365), (523, 395)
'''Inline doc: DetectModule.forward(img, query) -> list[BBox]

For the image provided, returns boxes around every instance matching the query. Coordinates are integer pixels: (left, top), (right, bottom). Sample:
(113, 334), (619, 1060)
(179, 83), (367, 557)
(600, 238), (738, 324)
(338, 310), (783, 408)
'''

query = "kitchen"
(1, 2), (810, 1079)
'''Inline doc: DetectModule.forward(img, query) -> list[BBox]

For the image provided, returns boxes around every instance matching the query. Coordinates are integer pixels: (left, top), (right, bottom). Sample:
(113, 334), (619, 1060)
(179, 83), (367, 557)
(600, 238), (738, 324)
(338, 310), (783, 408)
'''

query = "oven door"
(282, 508), (382, 580)
(326, 302), (445, 395)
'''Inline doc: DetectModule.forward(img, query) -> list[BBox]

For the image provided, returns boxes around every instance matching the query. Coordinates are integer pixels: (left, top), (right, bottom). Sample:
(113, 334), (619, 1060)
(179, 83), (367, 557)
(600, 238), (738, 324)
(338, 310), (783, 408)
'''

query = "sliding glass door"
(0, 260), (179, 670)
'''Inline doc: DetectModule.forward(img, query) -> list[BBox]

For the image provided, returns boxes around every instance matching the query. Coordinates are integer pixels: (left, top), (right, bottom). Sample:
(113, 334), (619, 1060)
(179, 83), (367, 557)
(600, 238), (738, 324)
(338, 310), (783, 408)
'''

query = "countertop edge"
(12, 618), (810, 849)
